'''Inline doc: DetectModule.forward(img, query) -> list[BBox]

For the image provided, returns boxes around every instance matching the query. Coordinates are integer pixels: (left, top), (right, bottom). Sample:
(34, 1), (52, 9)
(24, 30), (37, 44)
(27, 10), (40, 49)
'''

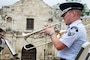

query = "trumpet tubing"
(60, 30), (66, 34)
(55, 30), (66, 38)
(22, 22), (61, 39)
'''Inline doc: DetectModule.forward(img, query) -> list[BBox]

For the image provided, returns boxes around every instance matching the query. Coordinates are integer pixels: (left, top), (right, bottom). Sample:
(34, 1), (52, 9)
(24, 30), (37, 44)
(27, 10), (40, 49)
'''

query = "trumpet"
(22, 22), (66, 39)
(22, 22), (61, 39)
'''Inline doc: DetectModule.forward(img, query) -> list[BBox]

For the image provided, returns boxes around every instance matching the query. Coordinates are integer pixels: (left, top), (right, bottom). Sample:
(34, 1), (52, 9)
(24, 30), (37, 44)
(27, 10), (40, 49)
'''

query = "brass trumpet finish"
(22, 22), (65, 39)
(56, 30), (66, 38)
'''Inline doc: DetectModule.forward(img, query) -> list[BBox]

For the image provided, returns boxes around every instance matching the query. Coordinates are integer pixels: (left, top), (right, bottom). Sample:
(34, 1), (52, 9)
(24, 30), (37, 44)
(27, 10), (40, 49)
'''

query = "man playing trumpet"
(44, 2), (87, 60)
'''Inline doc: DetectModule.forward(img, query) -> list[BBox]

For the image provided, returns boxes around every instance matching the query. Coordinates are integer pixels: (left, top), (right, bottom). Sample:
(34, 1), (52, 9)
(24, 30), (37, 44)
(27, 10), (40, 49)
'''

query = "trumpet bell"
(22, 33), (27, 37)
(22, 33), (31, 37)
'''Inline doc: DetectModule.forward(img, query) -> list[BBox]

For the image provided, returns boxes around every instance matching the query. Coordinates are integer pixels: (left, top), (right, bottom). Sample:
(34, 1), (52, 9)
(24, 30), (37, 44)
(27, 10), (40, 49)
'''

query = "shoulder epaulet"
(71, 26), (78, 32)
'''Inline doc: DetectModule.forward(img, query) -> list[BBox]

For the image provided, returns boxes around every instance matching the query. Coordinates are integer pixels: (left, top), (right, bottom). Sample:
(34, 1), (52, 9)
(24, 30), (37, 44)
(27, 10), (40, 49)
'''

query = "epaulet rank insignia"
(68, 26), (78, 36)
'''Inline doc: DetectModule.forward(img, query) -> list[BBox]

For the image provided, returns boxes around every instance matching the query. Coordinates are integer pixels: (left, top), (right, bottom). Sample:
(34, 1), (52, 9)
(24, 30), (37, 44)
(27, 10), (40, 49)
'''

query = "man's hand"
(44, 25), (55, 36)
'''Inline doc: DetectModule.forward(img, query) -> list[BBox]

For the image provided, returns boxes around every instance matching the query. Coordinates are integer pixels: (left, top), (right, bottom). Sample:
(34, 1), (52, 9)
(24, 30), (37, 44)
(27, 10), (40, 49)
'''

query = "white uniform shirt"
(57, 20), (87, 60)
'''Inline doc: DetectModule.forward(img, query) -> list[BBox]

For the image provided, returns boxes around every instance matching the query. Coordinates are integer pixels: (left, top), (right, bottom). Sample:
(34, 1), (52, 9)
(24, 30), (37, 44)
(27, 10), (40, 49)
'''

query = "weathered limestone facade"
(0, 0), (62, 60)
(82, 16), (90, 42)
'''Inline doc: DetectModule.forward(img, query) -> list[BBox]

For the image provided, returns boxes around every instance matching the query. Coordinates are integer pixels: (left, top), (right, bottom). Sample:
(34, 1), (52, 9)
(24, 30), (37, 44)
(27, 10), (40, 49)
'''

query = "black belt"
(60, 58), (66, 60)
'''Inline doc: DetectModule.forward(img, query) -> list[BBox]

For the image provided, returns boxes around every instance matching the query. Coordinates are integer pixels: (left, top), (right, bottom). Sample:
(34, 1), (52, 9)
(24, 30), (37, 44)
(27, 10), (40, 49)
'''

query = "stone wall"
(82, 16), (90, 42)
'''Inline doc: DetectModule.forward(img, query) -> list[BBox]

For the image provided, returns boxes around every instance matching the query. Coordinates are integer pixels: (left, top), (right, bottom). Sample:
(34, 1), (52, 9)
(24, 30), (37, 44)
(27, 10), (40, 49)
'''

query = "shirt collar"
(67, 20), (82, 29)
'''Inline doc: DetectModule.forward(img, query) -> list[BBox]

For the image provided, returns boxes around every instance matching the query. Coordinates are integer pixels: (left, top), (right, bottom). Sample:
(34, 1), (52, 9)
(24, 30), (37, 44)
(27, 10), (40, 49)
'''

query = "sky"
(0, 0), (90, 9)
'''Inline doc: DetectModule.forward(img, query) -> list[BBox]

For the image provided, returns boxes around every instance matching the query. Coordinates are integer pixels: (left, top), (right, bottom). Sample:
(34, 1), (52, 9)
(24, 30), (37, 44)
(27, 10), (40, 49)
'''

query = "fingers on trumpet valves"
(44, 27), (55, 35)
(44, 24), (61, 36)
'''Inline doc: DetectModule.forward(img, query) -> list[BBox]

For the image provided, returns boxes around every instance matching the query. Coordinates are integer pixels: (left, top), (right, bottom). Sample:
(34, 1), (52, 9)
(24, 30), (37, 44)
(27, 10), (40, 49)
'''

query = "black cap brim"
(59, 2), (84, 17)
